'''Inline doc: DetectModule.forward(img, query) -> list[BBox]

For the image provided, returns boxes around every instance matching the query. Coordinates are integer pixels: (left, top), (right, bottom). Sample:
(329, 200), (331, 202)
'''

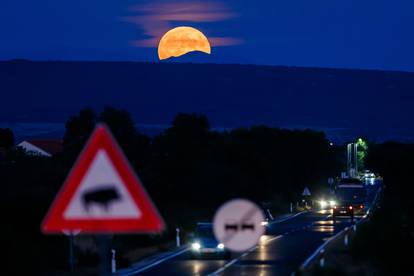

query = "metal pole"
(347, 143), (351, 177)
(176, 228), (181, 247)
(111, 249), (116, 274)
(69, 234), (75, 273)
(98, 235), (111, 276)
(354, 143), (358, 176)
(319, 249), (325, 267)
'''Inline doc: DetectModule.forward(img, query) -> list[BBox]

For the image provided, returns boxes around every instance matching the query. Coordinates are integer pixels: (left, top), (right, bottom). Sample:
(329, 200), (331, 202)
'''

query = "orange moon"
(158, 26), (211, 60)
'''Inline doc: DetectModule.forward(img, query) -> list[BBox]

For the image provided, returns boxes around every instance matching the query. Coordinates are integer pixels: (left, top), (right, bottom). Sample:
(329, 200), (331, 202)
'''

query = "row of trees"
(2, 107), (342, 274)
(60, 108), (341, 224)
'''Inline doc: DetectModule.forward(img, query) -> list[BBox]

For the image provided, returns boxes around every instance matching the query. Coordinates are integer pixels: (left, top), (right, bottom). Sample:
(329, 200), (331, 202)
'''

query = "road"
(123, 184), (379, 276)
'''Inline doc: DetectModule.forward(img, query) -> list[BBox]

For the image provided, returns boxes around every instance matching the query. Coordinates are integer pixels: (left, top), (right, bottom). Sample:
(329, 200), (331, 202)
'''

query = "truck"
(332, 178), (367, 221)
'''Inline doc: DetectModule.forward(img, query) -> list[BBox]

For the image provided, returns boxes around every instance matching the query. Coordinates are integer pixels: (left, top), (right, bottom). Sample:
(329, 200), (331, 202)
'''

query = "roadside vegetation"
(1, 107), (342, 274)
(304, 142), (414, 276)
(350, 142), (414, 275)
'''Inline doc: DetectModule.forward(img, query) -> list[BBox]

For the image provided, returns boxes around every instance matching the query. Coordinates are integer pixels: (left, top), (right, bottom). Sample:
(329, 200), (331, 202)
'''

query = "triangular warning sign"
(42, 124), (165, 234)
(302, 187), (311, 196)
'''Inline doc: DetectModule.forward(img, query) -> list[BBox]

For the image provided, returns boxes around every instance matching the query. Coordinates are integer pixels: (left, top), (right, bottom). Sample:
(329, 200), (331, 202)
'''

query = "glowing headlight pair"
(319, 200), (336, 208)
(191, 242), (225, 251)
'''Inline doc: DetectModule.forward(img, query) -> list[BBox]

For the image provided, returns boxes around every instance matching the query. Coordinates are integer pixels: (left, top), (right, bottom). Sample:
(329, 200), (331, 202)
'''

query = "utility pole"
(354, 142), (358, 176)
(347, 143), (352, 177)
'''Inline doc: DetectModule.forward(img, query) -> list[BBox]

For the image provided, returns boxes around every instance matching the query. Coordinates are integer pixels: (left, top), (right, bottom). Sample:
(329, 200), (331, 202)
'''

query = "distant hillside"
(1, 60), (414, 142)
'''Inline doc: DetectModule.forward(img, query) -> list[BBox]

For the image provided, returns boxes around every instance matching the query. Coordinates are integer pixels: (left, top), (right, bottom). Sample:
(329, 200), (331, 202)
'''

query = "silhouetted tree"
(99, 106), (151, 169)
(99, 107), (136, 150)
(63, 108), (96, 157)
(170, 113), (210, 132)
(0, 128), (14, 149)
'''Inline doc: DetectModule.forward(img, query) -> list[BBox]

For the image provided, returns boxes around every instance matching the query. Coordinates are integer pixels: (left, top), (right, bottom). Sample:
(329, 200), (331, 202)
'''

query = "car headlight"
(191, 242), (201, 251)
(319, 200), (328, 208)
(217, 243), (224, 250)
(329, 200), (336, 207)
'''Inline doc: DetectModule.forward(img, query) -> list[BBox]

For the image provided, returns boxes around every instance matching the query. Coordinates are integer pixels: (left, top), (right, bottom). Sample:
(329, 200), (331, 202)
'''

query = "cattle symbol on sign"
(213, 199), (265, 252)
(82, 186), (121, 212)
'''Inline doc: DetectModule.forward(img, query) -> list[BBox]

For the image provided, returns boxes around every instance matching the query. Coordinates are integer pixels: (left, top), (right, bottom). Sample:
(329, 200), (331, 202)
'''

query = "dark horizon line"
(1, 58), (413, 74)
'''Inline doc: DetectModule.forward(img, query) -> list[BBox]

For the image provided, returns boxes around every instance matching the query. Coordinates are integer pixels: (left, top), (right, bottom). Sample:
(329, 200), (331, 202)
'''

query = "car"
(261, 208), (274, 227)
(332, 202), (355, 220)
(189, 223), (231, 259)
(332, 201), (365, 220)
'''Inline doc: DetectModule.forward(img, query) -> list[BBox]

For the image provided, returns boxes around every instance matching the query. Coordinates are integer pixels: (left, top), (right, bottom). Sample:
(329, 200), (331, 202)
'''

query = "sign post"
(41, 124), (165, 274)
(111, 249), (116, 273)
(69, 233), (75, 272)
(63, 229), (80, 272)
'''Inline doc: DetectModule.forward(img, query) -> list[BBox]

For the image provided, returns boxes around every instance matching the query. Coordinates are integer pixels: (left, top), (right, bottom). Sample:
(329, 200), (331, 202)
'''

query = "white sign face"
(63, 149), (142, 219)
(213, 199), (265, 252)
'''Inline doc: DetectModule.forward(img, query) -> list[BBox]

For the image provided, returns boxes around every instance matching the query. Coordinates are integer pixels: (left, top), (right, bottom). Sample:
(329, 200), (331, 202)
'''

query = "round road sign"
(213, 198), (265, 252)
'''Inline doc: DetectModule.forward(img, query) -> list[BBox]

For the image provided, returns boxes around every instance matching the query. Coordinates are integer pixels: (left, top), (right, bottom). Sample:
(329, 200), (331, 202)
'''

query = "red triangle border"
(41, 124), (165, 234)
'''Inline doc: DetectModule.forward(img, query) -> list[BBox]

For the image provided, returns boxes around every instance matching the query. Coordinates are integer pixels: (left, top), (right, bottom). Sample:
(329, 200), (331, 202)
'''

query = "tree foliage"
(0, 128), (14, 149)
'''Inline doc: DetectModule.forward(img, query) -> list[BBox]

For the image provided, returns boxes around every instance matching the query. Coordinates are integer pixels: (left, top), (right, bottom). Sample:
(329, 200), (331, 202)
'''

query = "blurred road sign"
(213, 199), (265, 252)
(302, 187), (311, 196)
(41, 124), (165, 234)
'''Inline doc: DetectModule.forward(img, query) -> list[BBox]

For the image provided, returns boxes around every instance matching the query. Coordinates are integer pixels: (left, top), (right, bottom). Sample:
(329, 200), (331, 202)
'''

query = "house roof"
(24, 139), (63, 155)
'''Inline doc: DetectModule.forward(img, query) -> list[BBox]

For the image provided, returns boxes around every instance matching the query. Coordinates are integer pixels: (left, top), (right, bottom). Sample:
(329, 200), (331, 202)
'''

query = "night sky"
(1, 0), (413, 72)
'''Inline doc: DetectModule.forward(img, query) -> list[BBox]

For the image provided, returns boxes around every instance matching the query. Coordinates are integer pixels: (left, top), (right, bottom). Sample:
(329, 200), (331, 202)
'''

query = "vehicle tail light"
(359, 204), (364, 209)
(349, 206), (353, 210)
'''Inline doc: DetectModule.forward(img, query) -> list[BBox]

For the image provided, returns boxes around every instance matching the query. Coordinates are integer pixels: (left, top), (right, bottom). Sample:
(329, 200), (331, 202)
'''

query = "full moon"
(158, 26), (211, 60)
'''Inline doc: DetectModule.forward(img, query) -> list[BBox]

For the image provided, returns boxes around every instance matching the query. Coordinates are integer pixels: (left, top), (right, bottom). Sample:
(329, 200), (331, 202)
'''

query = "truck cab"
(332, 178), (367, 221)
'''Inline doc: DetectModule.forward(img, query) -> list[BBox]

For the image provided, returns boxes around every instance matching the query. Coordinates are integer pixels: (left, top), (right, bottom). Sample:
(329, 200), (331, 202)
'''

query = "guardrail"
(299, 185), (382, 271)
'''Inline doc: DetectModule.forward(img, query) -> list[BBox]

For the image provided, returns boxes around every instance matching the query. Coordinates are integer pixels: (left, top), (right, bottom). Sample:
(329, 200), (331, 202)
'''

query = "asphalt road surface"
(124, 184), (380, 276)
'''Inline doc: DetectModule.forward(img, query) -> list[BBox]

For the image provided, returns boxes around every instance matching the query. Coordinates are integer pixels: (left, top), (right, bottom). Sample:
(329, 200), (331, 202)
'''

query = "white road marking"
(210, 258), (239, 275)
(300, 185), (382, 270)
(269, 211), (308, 226)
(206, 235), (283, 276)
(207, 212), (309, 275)
(123, 211), (308, 275)
(300, 227), (348, 270)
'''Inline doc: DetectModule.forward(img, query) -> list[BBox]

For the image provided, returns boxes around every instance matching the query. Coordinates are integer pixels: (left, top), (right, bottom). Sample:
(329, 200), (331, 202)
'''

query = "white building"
(17, 140), (63, 157)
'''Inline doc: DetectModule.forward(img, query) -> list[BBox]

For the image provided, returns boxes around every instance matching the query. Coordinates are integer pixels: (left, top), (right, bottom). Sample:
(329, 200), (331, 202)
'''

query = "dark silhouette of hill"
(1, 60), (413, 142)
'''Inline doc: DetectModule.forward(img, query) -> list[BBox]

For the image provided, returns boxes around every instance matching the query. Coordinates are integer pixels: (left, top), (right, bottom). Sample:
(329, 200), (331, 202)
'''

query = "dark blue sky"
(1, 0), (413, 71)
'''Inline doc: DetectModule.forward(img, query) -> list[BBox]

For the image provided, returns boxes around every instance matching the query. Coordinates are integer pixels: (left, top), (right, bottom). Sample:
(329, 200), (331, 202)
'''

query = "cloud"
(121, 1), (241, 48)
(209, 37), (243, 46)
